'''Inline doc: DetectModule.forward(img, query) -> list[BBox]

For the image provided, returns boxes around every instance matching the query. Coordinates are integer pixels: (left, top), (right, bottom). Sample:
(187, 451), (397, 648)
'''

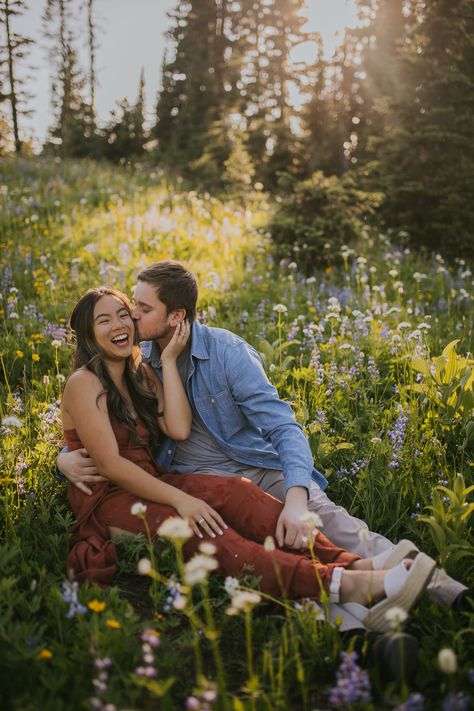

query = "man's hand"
(57, 448), (106, 495)
(275, 486), (312, 549)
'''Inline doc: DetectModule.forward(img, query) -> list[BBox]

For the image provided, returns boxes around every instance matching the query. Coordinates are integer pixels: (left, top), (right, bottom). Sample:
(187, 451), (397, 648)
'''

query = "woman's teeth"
(111, 334), (128, 344)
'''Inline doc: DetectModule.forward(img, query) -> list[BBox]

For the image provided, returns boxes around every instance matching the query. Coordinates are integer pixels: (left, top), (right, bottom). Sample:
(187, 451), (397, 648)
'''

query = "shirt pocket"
(197, 389), (246, 438)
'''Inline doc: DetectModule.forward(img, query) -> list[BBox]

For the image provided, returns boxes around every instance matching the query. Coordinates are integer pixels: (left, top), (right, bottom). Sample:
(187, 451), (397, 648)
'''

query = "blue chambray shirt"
(142, 321), (328, 494)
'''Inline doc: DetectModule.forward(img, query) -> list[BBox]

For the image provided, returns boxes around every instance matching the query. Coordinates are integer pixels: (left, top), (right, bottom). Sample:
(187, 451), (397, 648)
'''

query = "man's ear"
(169, 309), (186, 327)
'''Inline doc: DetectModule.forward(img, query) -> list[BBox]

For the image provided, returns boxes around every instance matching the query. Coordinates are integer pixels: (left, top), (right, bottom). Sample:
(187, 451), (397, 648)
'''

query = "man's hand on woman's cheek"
(57, 448), (106, 495)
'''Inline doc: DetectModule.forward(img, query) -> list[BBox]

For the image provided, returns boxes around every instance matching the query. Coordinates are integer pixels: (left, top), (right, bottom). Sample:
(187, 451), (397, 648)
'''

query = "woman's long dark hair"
(68, 287), (162, 445)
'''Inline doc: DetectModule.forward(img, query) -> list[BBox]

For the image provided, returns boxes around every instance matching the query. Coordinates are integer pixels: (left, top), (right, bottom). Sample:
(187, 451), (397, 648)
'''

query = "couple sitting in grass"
(59, 260), (468, 633)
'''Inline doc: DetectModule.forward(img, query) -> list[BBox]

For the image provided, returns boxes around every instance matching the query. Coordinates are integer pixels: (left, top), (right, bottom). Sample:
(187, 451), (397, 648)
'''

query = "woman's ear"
(169, 309), (186, 327)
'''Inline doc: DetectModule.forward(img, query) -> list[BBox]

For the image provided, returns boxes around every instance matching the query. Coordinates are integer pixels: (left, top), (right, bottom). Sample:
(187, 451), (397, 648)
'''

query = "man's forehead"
(133, 281), (159, 305)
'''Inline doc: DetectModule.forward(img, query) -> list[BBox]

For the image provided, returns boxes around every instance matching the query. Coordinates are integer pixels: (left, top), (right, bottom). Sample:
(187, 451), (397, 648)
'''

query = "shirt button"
(210, 398), (215, 404)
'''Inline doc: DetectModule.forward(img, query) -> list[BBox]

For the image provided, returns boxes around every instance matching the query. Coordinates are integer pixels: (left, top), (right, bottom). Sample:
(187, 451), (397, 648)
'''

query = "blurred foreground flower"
(131, 501), (147, 517)
(158, 516), (193, 541)
(37, 648), (53, 660)
(61, 579), (87, 618)
(88, 599), (107, 613)
(226, 590), (261, 616)
(224, 576), (240, 597)
(137, 557), (152, 575)
(105, 619), (121, 629)
(299, 511), (323, 529)
(385, 606), (407, 628)
(264, 535), (275, 551)
(328, 651), (371, 707)
(438, 648), (457, 674)
(135, 627), (160, 678)
(184, 553), (218, 586)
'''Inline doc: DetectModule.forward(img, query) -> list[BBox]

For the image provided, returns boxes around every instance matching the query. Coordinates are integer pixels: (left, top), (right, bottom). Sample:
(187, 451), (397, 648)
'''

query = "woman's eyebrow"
(94, 307), (129, 320)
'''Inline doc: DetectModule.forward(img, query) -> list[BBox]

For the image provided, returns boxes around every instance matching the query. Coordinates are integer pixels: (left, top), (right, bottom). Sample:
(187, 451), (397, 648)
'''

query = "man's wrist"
(284, 486), (308, 506)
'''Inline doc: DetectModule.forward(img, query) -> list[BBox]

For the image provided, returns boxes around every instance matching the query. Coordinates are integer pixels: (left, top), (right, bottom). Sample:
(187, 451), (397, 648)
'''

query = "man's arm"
(224, 342), (316, 548)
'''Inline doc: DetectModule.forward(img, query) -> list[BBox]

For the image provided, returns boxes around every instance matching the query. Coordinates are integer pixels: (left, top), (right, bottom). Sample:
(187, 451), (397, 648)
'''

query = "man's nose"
(131, 307), (139, 319)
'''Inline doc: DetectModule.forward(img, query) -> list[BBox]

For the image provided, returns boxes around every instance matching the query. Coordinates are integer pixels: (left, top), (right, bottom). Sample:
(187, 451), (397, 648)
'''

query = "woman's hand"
(175, 494), (227, 539)
(161, 319), (191, 362)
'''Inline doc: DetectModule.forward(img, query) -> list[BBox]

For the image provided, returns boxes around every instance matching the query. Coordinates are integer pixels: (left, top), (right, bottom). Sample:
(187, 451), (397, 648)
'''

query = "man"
(58, 260), (468, 623)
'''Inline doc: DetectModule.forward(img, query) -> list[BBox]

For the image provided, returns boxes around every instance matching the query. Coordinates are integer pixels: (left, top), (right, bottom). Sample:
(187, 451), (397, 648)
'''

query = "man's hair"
(137, 260), (198, 322)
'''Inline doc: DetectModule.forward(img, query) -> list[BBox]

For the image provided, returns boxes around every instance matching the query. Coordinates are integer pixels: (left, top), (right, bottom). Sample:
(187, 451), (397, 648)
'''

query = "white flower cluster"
(157, 516), (193, 541)
(184, 552), (218, 586)
(226, 590), (262, 616)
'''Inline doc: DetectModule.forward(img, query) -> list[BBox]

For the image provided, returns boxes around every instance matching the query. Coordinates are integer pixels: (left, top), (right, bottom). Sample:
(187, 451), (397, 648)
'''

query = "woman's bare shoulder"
(63, 367), (102, 396)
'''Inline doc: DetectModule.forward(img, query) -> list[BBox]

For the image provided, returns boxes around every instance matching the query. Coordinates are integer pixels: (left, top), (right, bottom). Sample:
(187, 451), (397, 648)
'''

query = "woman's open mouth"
(111, 333), (130, 346)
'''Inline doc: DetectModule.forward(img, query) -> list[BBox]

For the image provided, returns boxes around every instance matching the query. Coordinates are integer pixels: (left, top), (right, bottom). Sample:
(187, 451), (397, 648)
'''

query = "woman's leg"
(159, 473), (361, 568)
(97, 481), (358, 600)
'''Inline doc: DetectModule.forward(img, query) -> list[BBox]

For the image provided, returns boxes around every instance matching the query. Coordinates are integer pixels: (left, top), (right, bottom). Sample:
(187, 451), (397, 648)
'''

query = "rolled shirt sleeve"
(224, 341), (313, 493)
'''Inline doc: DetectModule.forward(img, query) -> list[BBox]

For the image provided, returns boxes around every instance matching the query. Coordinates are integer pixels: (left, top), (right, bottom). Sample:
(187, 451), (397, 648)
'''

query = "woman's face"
(92, 294), (135, 360)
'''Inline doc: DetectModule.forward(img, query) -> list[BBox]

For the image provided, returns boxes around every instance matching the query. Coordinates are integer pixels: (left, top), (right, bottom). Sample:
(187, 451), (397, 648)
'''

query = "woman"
(61, 287), (435, 632)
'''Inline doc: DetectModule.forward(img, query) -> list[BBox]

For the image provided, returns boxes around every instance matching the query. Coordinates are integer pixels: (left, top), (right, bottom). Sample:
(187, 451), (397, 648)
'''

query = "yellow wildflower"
(32, 353), (40, 362)
(16, 350), (24, 359)
(105, 619), (121, 629)
(88, 599), (106, 613)
(37, 648), (53, 660)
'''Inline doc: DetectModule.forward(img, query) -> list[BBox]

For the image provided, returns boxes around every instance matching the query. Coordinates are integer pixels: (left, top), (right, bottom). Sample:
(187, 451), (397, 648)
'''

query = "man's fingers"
(76, 482), (93, 496)
(80, 474), (107, 482)
(275, 518), (285, 547)
(77, 448), (92, 458)
(284, 530), (297, 548)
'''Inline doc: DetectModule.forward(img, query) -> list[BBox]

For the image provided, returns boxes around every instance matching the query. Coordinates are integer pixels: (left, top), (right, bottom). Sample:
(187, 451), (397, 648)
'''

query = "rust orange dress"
(64, 417), (359, 595)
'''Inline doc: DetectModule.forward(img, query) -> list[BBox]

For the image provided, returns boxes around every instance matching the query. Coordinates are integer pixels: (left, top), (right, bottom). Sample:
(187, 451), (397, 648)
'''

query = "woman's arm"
(142, 319), (192, 440)
(62, 370), (224, 538)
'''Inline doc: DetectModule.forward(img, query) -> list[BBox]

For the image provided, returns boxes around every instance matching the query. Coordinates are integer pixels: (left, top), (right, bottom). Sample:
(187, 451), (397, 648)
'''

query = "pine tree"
(382, 0), (474, 257)
(302, 32), (360, 177)
(0, 0), (33, 153)
(102, 69), (147, 160)
(43, 0), (90, 156)
(86, 0), (96, 118)
(238, 0), (309, 187)
(352, 0), (408, 168)
(154, 0), (240, 181)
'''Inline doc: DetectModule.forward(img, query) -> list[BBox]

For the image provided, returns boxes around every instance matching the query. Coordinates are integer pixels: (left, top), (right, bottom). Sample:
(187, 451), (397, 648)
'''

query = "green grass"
(0, 157), (473, 710)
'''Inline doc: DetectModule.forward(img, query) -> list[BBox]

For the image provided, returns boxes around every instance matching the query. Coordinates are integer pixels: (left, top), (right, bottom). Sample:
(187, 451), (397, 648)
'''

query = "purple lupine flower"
(387, 411), (409, 469)
(328, 651), (371, 707)
(394, 692), (425, 711)
(442, 692), (471, 711)
(134, 628), (160, 678)
(186, 687), (217, 710)
(336, 458), (368, 480)
(90, 657), (114, 711)
(163, 578), (184, 613)
(61, 580), (88, 618)
(367, 356), (380, 380)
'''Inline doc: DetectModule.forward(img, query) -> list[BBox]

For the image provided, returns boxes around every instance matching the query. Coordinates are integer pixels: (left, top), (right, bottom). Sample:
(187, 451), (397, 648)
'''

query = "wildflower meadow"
(1, 157), (473, 710)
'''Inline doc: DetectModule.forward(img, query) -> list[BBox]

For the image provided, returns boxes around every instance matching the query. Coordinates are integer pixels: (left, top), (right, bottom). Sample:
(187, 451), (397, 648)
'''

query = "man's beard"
(137, 323), (170, 342)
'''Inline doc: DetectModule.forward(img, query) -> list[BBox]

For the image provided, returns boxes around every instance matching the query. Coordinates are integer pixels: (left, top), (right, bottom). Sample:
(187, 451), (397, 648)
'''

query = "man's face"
(132, 281), (173, 342)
